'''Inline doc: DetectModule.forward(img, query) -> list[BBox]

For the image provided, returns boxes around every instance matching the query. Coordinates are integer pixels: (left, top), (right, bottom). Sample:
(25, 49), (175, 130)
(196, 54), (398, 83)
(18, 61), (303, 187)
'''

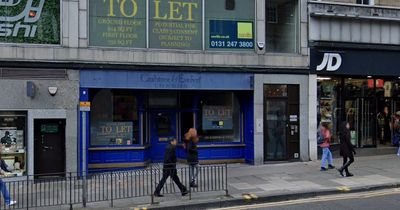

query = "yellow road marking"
(212, 188), (400, 210)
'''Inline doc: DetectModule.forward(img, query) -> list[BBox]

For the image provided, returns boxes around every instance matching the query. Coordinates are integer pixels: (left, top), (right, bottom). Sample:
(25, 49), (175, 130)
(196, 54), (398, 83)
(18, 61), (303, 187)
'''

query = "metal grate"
(0, 68), (68, 80)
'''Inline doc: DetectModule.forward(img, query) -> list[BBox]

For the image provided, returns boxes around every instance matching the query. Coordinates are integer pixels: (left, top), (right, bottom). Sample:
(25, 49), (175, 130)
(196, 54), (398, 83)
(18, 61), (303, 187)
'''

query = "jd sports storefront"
(312, 48), (400, 149)
(79, 70), (254, 172)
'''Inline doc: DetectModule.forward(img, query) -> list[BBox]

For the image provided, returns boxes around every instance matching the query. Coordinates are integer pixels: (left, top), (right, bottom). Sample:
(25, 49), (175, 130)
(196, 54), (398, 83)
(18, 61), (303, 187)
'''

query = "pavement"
(213, 188), (400, 210)
(13, 154), (400, 210)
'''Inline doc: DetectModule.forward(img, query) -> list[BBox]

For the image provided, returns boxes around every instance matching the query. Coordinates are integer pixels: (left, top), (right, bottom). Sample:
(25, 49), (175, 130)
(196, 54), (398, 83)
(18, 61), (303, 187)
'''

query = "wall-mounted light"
(367, 76), (372, 78)
(316, 77), (332, 81)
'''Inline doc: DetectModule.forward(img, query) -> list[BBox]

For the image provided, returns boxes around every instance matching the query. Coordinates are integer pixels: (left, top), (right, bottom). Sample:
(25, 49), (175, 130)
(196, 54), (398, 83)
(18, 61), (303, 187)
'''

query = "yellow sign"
(80, 102), (91, 111)
(237, 22), (253, 39)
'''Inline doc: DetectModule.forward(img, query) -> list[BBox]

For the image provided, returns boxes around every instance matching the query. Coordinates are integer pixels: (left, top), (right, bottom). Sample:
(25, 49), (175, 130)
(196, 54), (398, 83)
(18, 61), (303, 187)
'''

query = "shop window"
(344, 79), (374, 97)
(196, 92), (241, 143)
(266, 0), (299, 53)
(0, 111), (27, 176)
(265, 85), (288, 97)
(317, 78), (341, 144)
(90, 89), (140, 146)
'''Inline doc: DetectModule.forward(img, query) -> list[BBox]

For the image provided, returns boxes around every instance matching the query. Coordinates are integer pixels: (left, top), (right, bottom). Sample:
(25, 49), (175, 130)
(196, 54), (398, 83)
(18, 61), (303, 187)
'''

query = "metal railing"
(0, 164), (228, 209)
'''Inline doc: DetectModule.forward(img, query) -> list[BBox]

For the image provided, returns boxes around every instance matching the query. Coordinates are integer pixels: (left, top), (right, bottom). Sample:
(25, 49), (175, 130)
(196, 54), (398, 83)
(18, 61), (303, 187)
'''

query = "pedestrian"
(184, 128), (199, 188)
(337, 122), (356, 177)
(154, 138), (188, 197)
(0, 145), (17, 206)
(319, 124), (335, 171)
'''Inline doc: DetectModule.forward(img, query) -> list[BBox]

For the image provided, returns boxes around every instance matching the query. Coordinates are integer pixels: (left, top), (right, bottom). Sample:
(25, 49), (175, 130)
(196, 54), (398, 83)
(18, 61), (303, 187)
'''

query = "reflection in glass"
(265, 100), (287, 160)
(266, 0), (299, 53)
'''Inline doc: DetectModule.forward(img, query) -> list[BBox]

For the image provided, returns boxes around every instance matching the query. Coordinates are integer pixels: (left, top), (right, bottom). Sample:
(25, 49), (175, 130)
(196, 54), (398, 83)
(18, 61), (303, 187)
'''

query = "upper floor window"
(357, 0), (374, 5)
(266, 0), (299, 53)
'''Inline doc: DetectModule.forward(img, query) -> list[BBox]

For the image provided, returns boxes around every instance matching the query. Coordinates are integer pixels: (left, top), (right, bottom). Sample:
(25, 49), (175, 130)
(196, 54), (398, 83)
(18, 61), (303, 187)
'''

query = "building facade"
(309, 0), (400, 151)
(0, 0), (310, 175)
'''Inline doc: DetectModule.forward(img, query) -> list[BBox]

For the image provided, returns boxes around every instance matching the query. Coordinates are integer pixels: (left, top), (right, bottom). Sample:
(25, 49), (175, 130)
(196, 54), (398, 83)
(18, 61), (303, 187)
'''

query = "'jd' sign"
(0, 0), (45, 38)
(316, 53), (342, 72)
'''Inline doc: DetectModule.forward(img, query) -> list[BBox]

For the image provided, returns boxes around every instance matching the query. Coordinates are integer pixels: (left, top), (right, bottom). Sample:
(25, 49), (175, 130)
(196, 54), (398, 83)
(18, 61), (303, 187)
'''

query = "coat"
(186, 140), (198, 165)
(163, 144), (177, 169)
(340, 129), (355, 157)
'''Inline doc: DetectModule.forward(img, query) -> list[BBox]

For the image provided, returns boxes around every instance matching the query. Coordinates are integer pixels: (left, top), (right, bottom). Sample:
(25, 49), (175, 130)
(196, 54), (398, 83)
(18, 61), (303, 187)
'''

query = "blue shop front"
(79, 70), (254, 172)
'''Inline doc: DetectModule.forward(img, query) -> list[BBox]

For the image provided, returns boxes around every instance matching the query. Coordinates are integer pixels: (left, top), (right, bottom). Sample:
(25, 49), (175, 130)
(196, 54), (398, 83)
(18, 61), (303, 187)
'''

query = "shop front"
(79, 70), (254, 172)
(311, 48), (400, 148)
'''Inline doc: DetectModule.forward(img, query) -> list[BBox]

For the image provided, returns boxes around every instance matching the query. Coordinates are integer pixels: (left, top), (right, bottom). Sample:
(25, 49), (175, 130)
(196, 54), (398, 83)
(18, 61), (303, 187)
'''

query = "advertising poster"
(91, 122), (133, 145)
(89, 0), (146, 48)
(202, 106), (233, 130)
(149, 0), (202, 50)
(0, 0), (60, 44)
(209, 20), (254, 49)
(0, 127), (23, 145)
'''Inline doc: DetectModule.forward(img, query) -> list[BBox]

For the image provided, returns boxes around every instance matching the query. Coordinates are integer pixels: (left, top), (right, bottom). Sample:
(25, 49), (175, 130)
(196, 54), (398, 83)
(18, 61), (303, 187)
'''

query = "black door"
(34, 119), (66, 176)
(264, 85), (300, 161)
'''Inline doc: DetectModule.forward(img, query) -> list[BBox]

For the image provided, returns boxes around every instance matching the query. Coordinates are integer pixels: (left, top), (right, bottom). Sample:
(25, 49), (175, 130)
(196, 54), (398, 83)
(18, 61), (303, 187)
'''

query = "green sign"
(0, 0), (60, 44)
(149, 0), (202, 50)
(41, 124), (59, 134)
(89, 0), (146, 48)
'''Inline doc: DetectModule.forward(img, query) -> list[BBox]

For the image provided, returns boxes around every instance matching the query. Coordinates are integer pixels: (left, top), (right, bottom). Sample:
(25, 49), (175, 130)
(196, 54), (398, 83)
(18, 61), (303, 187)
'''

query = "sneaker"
(181, 190), (189, 196)
(6, 200), (17, 206)
(328, 165), (335, 169)
(320, 167), (328, 171)
(190, 181), (198, 188)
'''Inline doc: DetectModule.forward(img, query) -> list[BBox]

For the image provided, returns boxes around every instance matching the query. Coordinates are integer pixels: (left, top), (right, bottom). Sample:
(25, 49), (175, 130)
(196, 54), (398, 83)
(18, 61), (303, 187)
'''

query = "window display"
(197, 92), (241, 143)
(0, 112), (26, 176)
(90, 89), (140, 146)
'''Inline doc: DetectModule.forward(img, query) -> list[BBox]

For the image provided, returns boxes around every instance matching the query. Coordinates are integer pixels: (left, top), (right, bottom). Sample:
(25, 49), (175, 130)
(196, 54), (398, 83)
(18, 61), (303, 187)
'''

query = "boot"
(337, 168), (344, 177)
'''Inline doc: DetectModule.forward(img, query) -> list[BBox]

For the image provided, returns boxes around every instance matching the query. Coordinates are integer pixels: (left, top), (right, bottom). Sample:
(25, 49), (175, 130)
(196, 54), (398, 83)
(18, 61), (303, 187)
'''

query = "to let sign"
(89, 0), (146, 48)
(209, 20), (254, 49)
(149, 0), (202, 50)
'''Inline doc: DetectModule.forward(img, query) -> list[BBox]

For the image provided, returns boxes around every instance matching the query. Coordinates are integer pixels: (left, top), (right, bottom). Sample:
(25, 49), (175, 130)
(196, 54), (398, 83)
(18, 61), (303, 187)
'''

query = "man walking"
(154, 138), (188, 197)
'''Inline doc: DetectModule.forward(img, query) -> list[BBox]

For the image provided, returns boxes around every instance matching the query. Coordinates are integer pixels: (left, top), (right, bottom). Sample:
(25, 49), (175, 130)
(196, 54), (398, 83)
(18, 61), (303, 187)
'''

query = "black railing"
(0, 164), (228, 209)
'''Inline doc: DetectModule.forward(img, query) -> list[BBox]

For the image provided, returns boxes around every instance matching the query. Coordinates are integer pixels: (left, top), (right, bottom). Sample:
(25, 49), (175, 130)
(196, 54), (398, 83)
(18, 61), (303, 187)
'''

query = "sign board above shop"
(0, 0), (60, 44)
(88, 0), (255, 51)
(80, 70), (253, 90)
(311, 48), (400, 76)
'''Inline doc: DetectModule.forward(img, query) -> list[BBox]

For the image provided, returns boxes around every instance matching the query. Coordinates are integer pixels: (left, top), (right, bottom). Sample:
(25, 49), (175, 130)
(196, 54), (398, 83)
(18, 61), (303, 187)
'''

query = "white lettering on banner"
(0, 0), (45, 38)
(316, 53), (342, 72)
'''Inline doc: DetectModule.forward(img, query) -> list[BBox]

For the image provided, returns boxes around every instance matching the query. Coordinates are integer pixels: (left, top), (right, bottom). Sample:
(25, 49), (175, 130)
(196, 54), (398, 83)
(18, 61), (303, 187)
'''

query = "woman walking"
(338, 122), (356, 177)
(319, 124), (335, 171)
(184, 128), (199, 188)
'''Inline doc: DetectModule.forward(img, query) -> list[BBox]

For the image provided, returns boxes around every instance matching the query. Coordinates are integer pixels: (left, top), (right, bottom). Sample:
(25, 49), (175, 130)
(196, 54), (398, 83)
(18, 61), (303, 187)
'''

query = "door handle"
(43, 146), (53, 150)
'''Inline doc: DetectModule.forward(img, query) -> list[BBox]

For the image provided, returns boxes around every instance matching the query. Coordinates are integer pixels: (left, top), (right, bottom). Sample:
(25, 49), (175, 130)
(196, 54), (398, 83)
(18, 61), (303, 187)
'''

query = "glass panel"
(156, 113), (172, 136)
(197, 92), (241, 143)
(90, 89), (139, 146)
(149, 91), (178, 108)
(266, 0), (299, 53)
(181, 112), (194, 143)
(344, 79), (374, 97)
(317, 78), (341, 144)
(377, 99), (392, 145)
(345, 100), (359, 146)
(0, 111), (27, 176)
(265, 85), (287, 97)
(205, 0), (255, 51)
(265, 100), (287, 160)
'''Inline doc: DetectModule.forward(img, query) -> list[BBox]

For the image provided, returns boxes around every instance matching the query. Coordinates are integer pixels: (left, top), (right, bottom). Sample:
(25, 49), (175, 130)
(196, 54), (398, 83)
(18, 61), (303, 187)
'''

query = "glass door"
(392, 100), (400, 146)
(150, 111), (177, 162)
(264, 100), (288, 161)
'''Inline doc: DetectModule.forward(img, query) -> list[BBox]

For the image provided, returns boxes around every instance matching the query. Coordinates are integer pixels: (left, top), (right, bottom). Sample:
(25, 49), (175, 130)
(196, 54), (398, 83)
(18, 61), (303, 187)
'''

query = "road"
(214, 188), (400, 210)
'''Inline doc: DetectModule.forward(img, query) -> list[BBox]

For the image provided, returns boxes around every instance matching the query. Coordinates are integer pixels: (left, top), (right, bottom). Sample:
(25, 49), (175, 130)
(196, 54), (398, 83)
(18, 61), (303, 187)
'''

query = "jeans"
(321, 147), (333, 168)
(0, 178), (11, 204)
(189, 164), (199, 184)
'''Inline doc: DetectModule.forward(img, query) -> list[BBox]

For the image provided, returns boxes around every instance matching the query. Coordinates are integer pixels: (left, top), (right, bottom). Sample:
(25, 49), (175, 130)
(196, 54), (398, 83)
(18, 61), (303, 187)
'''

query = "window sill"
(88, 145), (149, 151)
(197, 144), (246, 148)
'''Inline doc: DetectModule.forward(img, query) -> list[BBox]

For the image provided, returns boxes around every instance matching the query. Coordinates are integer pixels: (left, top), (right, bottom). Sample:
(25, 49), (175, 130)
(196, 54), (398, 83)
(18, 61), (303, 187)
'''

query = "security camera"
(257, 42), (265, 50)
(48, 87), (58, 96)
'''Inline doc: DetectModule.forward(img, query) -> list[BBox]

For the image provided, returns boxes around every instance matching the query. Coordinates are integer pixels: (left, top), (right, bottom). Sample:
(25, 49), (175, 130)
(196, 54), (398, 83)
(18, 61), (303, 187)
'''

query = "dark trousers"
(154, 168), (186, 194)
(341, 155), (354, 174)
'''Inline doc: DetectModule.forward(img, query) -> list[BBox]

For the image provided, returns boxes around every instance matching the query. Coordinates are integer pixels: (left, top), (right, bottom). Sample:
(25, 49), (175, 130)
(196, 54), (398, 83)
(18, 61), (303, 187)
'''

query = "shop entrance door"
(345, 99), (376, 147)
(264, 85), (300, 161)
(150, 111), (178, 162)
(34, 119), (66, 176)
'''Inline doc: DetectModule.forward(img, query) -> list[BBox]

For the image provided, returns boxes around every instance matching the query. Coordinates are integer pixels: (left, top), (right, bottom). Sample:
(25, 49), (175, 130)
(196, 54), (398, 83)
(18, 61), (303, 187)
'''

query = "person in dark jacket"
(154, 139), (188, 197)
(337, 122), (356, 177)
(184, 128), (199, 188)
(0, 145), (17, 206)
